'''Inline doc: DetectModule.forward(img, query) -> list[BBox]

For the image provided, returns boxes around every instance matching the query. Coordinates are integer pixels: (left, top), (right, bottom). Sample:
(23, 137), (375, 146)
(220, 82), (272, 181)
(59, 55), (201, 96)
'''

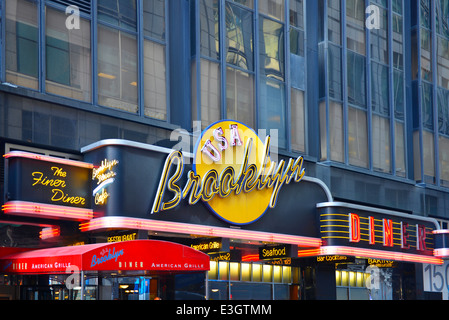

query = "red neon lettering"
(416, 225), (427, 251)
(349, 213), (360, 243)
(383, 219), (393, 247)
(369, 216), (376, 245)
(401, 222), (410, 249)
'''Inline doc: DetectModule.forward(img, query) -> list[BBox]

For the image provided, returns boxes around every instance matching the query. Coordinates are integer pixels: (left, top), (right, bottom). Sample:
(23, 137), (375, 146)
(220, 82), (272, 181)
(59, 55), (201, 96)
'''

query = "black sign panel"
(259, 244), (298, 260)
(6, 155), (92, 208)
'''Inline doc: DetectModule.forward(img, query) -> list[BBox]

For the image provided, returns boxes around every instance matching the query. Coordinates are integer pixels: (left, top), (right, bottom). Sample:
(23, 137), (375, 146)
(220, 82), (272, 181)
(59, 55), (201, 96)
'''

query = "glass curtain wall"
(5, 0), (167, 122)
(319, 0), (406, 177)
(413, 0), (449, 187)
(196, 0), (305, 153)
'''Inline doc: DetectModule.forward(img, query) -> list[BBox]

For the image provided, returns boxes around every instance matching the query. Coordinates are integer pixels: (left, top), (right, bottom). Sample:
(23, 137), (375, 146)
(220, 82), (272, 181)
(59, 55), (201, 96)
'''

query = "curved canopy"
(0, 240), (210, 274)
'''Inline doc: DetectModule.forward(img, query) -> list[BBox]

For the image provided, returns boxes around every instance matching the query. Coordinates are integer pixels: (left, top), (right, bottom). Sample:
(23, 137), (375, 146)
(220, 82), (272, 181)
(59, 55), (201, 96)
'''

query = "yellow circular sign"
(193, 120), (273, 225)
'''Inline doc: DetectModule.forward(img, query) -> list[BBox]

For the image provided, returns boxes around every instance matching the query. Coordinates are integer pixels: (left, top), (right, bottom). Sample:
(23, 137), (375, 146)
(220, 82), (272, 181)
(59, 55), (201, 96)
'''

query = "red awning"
(0, 240), (210, 274)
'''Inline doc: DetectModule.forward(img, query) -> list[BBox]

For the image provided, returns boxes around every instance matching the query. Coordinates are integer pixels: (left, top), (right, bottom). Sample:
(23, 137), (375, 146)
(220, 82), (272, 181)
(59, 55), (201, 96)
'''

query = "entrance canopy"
(0, 240), (210, 274)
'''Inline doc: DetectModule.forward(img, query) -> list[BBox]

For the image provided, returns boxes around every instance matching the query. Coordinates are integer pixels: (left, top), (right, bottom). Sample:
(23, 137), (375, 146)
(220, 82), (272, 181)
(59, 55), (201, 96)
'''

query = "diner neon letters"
(348, 213), (428, 251)
(151, 124), (305, 216)
(32, 166), (86, 206)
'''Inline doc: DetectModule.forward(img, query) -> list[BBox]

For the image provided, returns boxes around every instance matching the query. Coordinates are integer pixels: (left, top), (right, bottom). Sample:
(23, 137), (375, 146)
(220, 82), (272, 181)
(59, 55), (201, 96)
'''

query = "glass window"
(347, 51), (366, 108)
(320, 100), (344, 162)
(438, 36), (449, 89)
(348, 107), (368, 168)
(45, 7), (91, 102)
(5, 0), (39, 90)
(370, 6), (388, 64)
(436, 0), (449, 37)
(200, 0), (220, 59)
(291, 88), (305, 152)
(371, 62), (389, 116)
(395, 121), (406, 177)
(290, 28), (305, 89)
(421, 81), (434, 130)
(393, 14), (403, 70)
(259, 78), (286, 148)
(328, 0), (341, 45)
(226, 67), (255, 127)
(200, 59), (221, 128)
(143, 0), (165, 41)
(328, 44), (342, 100)
(440, 135), (449, 187)
(97, 25), (138, 113)
(438, 88), (449, 135)
(393, 70), (404, 120)
(421, 28), (432, 81)
(226, 3), (254, 71)
(98, 0), (137, 31)
(230, 0), (254, 9)
(289, 0), (304, 29)
(143, 40), (166, 120)
(259, 17), (284, 81)
(259, 0), (284, 22)
(346, 0), (365, 55)
(423, 130), (436, 184)
(372, 114), (391, 173)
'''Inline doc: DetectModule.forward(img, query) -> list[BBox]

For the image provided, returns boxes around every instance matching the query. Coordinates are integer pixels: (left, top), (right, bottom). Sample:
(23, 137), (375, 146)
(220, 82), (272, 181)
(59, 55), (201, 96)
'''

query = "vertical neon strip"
(349, 213), (361, 243)
(383, 219), (394, 247)
(369, 216), (376, 245)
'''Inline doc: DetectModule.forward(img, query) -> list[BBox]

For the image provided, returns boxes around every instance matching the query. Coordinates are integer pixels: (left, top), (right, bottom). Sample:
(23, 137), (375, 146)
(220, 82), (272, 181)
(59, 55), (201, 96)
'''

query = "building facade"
(1, 0), (449, 300)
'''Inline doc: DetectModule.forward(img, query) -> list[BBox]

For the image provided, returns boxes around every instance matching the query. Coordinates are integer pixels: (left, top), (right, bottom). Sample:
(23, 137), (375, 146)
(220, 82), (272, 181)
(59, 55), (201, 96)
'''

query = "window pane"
(226, 67), (254, 127)
(393, 70), (404, 120)
(45, 7), (91, 102)
(438, 36), (449, 89)
(259, 0), (284, 22)
(144, 40), (166, 120)
(291, 88), (305, 152)
(259, 78), (286, 148)
(372, 115), (391, 173)
(98, 0), (137, 31)
(226, 3), (254, 70)
(328, 0), (341, 45)
(320, 101), (344, 162)
(347, 51), (366, 108)
(289, 0), (303, 29)
(5, 0), (39, 89)
(143, 0), (165, 41)
(201, 59), (221, 129)
(328, 44), (342, 100)
(422, 81), (434, 130)
(371, 62), (389, 116)
(230, 0), (253, 9)
(348, 107), (368, 168)
(438, 88), (449, 135)
(370, 7), (388, 64)
(346, 0), (365, 55)
(423, 130), (436, 184)
(200, 0), (219, 59)
(393, 14), (403, 70)
(440, 135), (449, 187)
(259, 17), (284, 81)
(395, 121), (406, 177)
(330, 101), (344, 162)
(421, 28), (432, 81)
(98, 25), (138, 113)
(290, 28), (305, 89)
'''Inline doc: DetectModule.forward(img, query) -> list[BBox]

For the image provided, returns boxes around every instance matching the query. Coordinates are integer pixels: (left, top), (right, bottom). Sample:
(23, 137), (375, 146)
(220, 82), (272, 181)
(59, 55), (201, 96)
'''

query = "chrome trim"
(316, 201), (441, 230)
(81, 138), (194, 158)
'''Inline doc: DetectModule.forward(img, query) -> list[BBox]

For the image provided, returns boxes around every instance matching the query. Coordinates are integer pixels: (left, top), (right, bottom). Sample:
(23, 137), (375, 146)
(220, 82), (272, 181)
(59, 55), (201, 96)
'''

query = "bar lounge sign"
(151, 120), (306, 225)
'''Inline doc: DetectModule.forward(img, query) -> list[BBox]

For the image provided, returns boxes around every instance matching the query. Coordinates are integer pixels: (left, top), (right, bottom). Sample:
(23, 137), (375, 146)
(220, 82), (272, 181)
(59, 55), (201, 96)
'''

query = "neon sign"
(92, 159), (119, 205)
(151, 120), (305, 225)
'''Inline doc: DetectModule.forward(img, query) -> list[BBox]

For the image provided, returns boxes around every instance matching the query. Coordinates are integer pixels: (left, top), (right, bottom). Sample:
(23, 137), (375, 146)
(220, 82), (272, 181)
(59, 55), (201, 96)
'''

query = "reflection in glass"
(259, 17), (284, 81)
